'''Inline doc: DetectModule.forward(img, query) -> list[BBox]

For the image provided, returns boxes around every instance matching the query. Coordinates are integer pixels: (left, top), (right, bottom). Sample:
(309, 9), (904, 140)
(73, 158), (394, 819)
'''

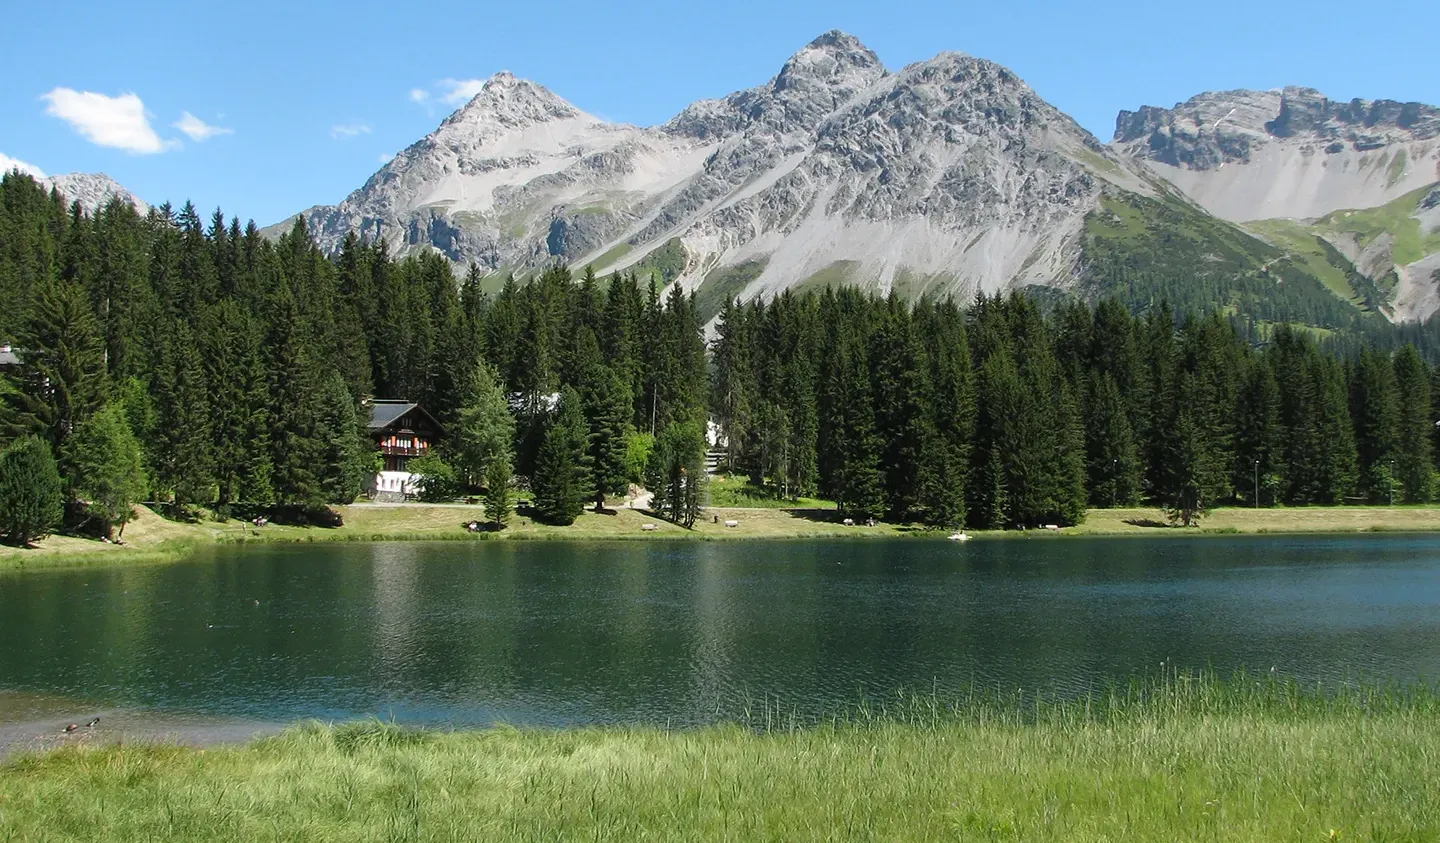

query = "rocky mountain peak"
(1111, 86), (1440, 223)
(773, 30), (885, 94)
(44, 172), (147, 214)
(441, 71), (585, 134)
(663, 30), (888, 141)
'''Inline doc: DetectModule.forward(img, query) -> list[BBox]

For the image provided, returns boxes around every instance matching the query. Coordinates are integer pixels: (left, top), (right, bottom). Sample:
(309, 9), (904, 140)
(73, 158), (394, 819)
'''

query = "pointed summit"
(773, 30), (885, 95)
(443, 71), (584, 133)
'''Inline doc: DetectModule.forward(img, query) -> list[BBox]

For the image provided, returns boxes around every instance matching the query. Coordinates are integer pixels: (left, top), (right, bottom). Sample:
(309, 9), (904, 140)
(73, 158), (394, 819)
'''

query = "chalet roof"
(368, 401), (418, 430)
(0, 346), (20, 367)
(367, 400), (443, 434)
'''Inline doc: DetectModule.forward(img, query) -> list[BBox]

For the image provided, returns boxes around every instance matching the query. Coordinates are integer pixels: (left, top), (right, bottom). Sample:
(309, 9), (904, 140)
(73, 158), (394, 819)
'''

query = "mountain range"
(62, 32), (1440, 328)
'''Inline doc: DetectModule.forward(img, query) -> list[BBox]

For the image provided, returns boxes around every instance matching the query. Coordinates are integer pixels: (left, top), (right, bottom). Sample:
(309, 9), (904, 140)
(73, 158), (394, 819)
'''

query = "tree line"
(0, 170), (708, 542)
(712, 290), (1438, 528)
(3, 168), (1439, 543)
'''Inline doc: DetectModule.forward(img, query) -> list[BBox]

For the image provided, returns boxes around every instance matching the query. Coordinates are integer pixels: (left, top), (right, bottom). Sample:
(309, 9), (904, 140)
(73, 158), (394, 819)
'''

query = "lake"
(3, 536), (1439, 731)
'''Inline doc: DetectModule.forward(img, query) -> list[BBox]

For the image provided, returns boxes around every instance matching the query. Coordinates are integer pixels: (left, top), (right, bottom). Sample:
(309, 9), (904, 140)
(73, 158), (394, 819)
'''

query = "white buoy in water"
(948, 531), (971, 542)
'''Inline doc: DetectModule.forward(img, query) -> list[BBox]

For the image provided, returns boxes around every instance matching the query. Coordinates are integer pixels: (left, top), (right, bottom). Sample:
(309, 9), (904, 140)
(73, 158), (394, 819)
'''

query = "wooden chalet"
(367, 400), (443, 500)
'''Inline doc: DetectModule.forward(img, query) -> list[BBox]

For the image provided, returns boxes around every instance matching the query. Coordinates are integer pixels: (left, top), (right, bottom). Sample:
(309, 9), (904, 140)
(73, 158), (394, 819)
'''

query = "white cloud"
(330, 122), (372, 140)
(409, 88), (430, 104)
(0, 152), (45, 179)
(42, 88), (176, 154)
(173, 111), (232, 141)
(378, 152), (395, 164)
(438, 78), (486, 106)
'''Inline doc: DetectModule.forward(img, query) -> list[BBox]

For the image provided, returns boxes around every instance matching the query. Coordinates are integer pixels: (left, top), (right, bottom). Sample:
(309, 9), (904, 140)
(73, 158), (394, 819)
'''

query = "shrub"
(0, 436), (65, 546)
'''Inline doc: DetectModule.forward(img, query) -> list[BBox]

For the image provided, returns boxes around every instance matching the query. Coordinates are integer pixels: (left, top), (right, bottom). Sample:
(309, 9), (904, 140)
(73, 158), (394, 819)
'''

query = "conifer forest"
(3, 170), (1440, 542)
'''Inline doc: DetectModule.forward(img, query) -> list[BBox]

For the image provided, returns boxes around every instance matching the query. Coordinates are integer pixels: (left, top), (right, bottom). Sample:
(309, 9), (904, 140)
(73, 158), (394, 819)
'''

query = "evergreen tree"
(582, 363), (633, 511)
(1085, 372), (1142, 507)
(1351, 349), (1401, 502)
(1159, 372), (1228, 526)
(1, 276), (106, 458)
(66, 403), (146, 539)
(454, 362), (516, 489)
(649, 421), (706, 528)
(1233, 358), (1283, 506)
(1311, 356), (1359, 504)
(0, 436), (64, 546)
(316, 373), (371, 505)
(970, 344), (1021, 529)
(151, 321), (214, 508)
(710, 297), (756, 474)
(828, 330), (885, 520)
(267, 288), (324, 508)
(1393, 346), (1435, 502)
(532, 386), (591, 525)
(916, 301), (973, 526)
(870, 298), (932, 520)
(485, 452), (513, 529)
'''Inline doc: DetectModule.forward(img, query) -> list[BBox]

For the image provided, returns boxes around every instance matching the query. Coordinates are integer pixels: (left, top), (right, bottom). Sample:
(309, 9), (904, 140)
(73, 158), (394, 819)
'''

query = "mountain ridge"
(284, 32), (1165, 313)
(270, 32), (1438, 327)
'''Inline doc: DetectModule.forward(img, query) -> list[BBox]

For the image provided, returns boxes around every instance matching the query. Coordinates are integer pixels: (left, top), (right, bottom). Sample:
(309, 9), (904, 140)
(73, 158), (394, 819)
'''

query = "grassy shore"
(7, 500), (1440, 571)
(1, 676), (1435, 841)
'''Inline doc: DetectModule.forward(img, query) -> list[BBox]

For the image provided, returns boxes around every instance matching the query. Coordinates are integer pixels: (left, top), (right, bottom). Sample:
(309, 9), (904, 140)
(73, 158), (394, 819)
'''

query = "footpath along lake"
(2, 535), (1439, 735)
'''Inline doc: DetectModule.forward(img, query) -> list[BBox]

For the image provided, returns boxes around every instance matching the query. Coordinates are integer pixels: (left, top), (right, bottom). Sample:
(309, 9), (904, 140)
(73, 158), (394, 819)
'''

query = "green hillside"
(1082, 190), (1379, 331)
(1316, 184), (1440, 267)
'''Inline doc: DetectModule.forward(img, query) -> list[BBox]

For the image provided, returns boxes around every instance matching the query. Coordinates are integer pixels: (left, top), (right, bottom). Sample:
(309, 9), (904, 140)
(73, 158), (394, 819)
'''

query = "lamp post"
(1390, 459), (1396, 507)
(1254, 460), (1259, 509)
(1112, 458), (1117, 508)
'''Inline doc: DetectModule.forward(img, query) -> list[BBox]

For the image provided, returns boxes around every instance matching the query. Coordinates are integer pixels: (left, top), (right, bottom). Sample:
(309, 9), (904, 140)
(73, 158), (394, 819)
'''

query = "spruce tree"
(316, 372), (370, 505)
(1351, 350), (1400, 502)
(870, 299), (932, 520)
(917, 301), (974, 528)
(1, 276), (106, 457)
(485, 452), (513, 529)
(1233, 358), (1282, 506)
(1085, 372), (1142, 507)
(267, 289), (324, 508)
(583, 364), (633, 511)
(532, 386), (590, 525)
(454, 362), (517, 489)
(1160, 372), (1227, 527)
(66, 403), (146, 539)
(152, 320), (214, 509)
(970, 346), (1021, 529)
(828, 331), (884, 520)
(1311, 357), (1359, 505)
(1392, 346), (1435, 502)
(0, 436), (64, 546)
(650, 421), (706, 528)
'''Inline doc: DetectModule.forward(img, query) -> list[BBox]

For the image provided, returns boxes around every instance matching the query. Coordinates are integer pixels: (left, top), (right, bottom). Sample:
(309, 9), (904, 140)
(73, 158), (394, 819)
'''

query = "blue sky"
(2, 0), (1435, 226)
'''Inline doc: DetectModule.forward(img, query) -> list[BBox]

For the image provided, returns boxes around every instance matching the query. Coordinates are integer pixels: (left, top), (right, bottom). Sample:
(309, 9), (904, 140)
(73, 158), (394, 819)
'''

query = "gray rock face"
(42, 173), (147, 214)
(1115, 87), (1440, 167)
(287, 31), (1149, 305)
(1112, 87), (1440, 221)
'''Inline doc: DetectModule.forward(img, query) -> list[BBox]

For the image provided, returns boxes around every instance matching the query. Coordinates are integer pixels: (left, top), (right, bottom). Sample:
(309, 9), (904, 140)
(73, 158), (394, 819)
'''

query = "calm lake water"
(2, 536), (1439, 729)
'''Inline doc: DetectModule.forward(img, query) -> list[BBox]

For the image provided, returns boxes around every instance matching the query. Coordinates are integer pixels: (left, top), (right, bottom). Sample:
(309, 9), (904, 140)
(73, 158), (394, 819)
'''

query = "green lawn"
(10, 501), (1440, 572)
(705, 473), (837, 510)
(2, 676), (1435, 841)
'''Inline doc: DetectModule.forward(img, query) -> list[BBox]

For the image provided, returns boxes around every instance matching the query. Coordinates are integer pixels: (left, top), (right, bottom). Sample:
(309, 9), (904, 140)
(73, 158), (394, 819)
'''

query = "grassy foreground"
(9, 500), (1440, 571)
(1, 677), (1436, 841)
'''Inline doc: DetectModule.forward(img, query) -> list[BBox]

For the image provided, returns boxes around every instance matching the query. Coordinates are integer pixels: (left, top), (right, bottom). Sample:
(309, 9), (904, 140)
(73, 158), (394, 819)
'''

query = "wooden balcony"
(379, 444), (427, 458)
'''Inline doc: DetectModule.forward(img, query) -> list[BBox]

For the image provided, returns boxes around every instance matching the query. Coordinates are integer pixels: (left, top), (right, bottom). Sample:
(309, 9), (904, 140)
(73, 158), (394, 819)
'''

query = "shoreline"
(1, 677), (1434, 840)
(6, 502), (1440, 571)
